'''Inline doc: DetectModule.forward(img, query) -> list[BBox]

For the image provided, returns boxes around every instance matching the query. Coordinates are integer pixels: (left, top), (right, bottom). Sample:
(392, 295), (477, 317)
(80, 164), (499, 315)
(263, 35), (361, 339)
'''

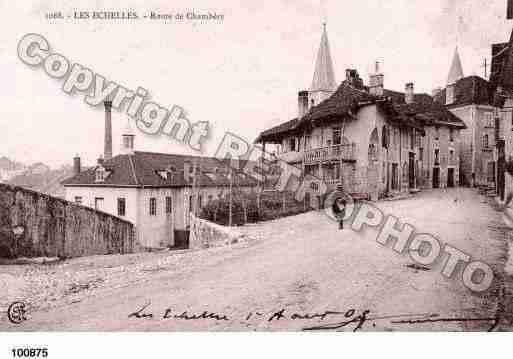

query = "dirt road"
(1, 188), (509, 331)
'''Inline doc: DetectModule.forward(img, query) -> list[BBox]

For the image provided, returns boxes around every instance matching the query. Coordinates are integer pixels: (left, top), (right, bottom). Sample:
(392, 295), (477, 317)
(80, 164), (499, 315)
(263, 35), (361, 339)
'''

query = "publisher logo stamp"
(7, 301), (27, 324)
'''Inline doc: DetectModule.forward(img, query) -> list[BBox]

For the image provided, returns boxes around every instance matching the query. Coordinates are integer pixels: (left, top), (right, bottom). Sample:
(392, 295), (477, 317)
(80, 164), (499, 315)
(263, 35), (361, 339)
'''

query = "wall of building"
(65, 186), (139, 224)
(419, 126), (461, 189)
(449, 104), (496, 186)
(0, 184), (135, 259)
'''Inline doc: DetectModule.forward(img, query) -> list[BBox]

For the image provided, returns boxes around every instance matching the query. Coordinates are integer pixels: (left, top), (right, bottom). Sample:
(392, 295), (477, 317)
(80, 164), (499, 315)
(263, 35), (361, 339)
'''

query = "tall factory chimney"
(104, 100), (113, 161)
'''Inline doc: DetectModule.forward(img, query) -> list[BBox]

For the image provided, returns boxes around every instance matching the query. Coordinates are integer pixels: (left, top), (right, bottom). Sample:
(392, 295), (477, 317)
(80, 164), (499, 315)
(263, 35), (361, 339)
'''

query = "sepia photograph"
(1, 0), (513, 358)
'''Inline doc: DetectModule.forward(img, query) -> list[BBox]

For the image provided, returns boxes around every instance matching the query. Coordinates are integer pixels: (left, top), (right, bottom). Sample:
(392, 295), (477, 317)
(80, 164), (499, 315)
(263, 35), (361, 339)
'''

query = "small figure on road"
(332, 184), (347, 230)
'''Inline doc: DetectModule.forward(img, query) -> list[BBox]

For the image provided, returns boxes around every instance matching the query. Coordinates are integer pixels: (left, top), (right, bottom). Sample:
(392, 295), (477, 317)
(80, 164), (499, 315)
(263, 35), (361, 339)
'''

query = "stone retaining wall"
(0, 184), (136, 259)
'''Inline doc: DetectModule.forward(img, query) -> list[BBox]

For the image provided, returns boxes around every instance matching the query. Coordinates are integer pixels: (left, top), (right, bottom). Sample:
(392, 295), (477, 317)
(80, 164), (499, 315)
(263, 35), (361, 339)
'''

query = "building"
(256, 25), (466, 200)
(433, 48), (496, 188)
(63, 105), (258, 249)
(490, 27), (513, 199)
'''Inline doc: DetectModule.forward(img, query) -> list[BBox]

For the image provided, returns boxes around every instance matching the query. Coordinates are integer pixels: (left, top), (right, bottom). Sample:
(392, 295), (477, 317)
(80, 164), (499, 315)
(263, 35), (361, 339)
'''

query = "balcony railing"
(304, 144), (357, 164)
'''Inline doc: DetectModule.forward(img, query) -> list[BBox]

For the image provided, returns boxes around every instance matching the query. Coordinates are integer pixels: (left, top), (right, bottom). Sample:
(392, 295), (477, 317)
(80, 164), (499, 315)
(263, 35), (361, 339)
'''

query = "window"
(289, 138), (296, 152)
(117, 198), (126, 216)
(419, 147), (423, 161)
(435, 127), (440, 141)
(198, 195), (203, 209)
(382, 126), (388, 148)
(332, 127), (342, 146)
(165, 196), (172, 214)
(208, 194), (213, 203)
(449, 128), (454, 142)
(189, 195), (193, 212)
(94, 197), (104, 211)
(410, 131), (415, 149)
(304, 135), (311, 150)
(434, 149), (440, 165)
(149, 197), (157, 216)
(95, 168), (105, 182)
(484, 112), (493, 128)
(74, 196), (82, 205)
(483, 134), (489, 148)
(449, 149), (454, 164)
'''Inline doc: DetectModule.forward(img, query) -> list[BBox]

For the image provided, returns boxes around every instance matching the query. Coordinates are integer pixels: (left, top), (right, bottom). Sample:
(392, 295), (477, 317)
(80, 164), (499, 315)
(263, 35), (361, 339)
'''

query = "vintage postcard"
(1, 0), (513, 357)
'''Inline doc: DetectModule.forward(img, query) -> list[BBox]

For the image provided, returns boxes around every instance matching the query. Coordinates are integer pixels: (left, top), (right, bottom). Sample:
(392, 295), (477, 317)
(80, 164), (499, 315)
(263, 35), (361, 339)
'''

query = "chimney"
(432, 86), (442, 99)
(345, 69), (364, 88)
(104, 100), (113, 161)
(183, 160), (194, 182)
(97, 156), (104, 166)
(298, 91), (309, 118)
(73, 154), (81, 175)
(368, 61), (384, 96)
(405, 83), (414, 104)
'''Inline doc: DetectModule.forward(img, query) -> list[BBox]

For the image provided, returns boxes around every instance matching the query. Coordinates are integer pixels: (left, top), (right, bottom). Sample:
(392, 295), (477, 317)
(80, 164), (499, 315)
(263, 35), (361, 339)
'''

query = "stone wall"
(0, 184), (136, 259)
(189, 214), (248, 250)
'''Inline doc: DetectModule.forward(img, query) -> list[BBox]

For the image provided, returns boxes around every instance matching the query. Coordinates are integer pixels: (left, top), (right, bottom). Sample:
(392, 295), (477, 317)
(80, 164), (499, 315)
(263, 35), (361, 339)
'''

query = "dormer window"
(95, 165), (110, 182)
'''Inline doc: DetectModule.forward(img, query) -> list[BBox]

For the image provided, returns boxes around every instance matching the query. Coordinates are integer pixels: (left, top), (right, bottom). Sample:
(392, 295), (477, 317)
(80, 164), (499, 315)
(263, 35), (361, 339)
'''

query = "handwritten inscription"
(128, 302), (503, 331)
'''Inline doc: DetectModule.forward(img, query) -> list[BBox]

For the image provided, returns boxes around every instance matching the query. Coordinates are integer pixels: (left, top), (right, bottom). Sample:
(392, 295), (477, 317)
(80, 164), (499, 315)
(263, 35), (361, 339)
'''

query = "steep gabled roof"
(62, 152), (258, 188)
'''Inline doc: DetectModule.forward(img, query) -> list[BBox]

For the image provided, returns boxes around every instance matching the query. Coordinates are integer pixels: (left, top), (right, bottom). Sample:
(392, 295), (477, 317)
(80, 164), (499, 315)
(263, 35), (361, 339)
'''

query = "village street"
(1, 188), (510, 331)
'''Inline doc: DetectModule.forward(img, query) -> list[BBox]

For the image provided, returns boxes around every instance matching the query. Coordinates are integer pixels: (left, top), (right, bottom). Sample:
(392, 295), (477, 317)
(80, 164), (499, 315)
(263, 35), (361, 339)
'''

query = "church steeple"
(447, 46), (464, 85)
(310, 23), (336, 92)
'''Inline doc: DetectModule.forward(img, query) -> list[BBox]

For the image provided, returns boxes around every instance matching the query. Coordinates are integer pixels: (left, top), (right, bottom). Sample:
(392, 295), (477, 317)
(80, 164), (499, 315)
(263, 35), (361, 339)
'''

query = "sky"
(1, 0), (513, 168)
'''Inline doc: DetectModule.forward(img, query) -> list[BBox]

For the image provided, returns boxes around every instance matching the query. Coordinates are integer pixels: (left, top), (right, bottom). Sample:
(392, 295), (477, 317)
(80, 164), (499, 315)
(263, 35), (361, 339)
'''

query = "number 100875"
(12, 348), (48, 358)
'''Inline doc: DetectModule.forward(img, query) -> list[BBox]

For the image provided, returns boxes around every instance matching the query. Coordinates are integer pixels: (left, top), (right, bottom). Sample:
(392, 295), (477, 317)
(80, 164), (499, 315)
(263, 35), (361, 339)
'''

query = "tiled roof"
(490, 42), (509, 93)
(62, 151), (258, 188)
(304, 81), (376, 123)
(254, 118), (299, 143)
(435, 76), (493, 107)
(255, 79), (465, 143)
(383, 90), (466, 128)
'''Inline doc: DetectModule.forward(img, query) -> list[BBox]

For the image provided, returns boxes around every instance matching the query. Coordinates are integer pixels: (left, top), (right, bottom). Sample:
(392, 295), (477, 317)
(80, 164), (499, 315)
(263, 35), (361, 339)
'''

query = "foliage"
(199, 191), (309, 226)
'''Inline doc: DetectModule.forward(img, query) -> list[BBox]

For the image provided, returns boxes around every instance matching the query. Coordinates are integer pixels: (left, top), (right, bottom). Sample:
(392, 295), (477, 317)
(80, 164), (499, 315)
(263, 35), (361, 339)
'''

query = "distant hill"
(3, 158), (74, 198)
(0, 156), (26, 182)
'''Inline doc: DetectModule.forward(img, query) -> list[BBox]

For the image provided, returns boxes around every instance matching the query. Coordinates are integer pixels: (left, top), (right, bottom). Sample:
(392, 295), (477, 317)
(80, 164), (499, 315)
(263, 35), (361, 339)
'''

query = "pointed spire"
(310, 23), (336, 92)
(447, 46), (464, 85)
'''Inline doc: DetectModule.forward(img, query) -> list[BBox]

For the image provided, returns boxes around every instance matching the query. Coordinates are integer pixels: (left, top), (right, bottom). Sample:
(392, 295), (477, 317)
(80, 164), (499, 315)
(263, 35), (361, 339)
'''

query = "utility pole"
(228, 161), (233, 227)
(482, 58), (489, 79)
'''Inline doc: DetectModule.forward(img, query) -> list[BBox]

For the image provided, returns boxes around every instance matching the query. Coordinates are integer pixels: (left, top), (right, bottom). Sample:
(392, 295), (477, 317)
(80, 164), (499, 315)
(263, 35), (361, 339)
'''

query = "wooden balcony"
(304, 144), (357, 165)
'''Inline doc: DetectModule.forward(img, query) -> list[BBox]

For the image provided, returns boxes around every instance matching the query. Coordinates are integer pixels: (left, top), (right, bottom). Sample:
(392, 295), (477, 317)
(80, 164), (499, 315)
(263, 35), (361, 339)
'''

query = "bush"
(199, 191), (309, 226)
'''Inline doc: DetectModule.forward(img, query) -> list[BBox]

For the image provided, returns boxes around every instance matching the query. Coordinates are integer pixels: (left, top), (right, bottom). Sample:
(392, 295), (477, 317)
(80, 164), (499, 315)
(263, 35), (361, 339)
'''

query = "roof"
(383, 89), (466, 129)
(255, 78), (467, 143)
(310, 24), (337, 92)
(447, 47), (464, 84)
(62, 151), (259, 188)
(435, 76), (493, 108)
(254, 118), (299, 143)
(303, 81), (376, 124)
(490, 28), (513, 99)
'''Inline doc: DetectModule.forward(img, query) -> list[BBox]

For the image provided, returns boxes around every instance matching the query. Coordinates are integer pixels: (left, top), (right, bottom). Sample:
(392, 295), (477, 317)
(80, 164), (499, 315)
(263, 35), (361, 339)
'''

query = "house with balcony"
(255, 25), (465, 200)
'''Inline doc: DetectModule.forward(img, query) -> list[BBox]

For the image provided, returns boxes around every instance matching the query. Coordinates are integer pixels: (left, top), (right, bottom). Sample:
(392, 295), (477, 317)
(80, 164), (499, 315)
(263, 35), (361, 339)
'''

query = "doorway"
(433, 167), (440, 188)
(447, 168), (455, 188)
(408, 152), (415, 188)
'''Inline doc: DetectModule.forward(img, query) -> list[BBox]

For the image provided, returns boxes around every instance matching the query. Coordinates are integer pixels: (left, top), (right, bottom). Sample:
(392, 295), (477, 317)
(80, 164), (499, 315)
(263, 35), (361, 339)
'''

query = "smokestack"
(405, 83), (414, 104)
(104, 100), (113, 161)
(298, 91), (309, 118)
(73, 154), (81, 175)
